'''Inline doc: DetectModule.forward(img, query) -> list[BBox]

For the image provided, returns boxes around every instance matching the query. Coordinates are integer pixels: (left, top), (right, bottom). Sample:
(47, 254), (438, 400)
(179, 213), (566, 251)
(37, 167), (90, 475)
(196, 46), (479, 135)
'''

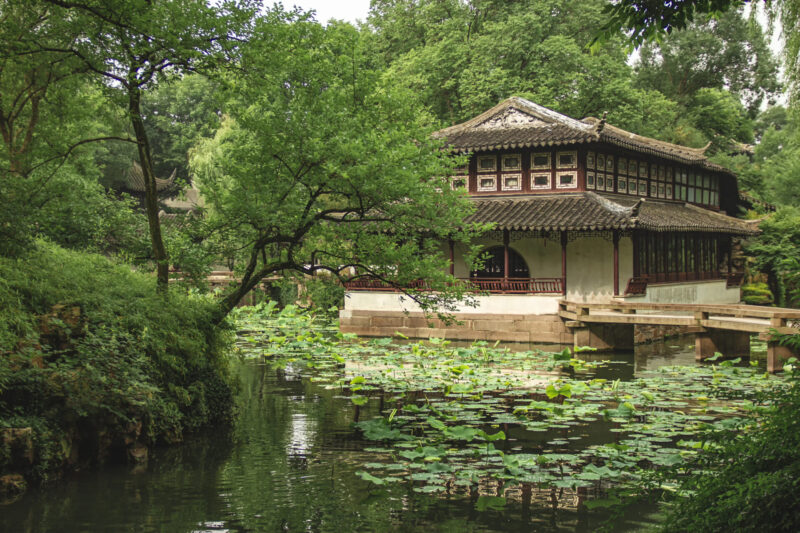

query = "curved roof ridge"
(435, 96), (595, 137)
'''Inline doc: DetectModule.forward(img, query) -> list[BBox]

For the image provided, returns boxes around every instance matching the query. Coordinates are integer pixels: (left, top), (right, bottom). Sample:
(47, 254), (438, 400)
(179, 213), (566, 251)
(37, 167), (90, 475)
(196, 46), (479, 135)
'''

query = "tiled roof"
(466, 192), (758, 235)
(435, 97), (735, 175)
(466, 193), (633, 231)
(124, 161), (176, 193)
(442, 124), (595, 152)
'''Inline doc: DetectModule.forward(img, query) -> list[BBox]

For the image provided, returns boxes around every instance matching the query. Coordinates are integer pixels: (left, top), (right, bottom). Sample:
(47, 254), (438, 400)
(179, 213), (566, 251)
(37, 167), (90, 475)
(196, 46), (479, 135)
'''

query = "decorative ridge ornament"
(433, 96), (595, 138)
(595, 111), (608, 134)
(475, 107), (548, 129)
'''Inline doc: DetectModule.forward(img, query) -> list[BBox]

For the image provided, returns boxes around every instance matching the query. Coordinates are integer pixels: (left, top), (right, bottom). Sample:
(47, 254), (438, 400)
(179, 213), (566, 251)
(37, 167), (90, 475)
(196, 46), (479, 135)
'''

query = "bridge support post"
(574, 324), (634, 352)
(695, 330), (751, 361)
(767, 341), (798, 373)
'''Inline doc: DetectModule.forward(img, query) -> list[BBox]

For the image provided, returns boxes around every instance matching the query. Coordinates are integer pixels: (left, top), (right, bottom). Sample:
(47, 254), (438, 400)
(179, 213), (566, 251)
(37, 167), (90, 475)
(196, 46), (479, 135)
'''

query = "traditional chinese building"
(340, 97), (758, 344)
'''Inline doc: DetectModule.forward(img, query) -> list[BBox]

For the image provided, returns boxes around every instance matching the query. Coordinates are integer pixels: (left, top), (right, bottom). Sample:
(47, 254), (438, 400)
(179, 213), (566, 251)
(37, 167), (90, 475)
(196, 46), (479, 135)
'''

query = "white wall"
(449, 234), (633, 303)
(344, 291), (561, 315)
(619, 280), (741, 304)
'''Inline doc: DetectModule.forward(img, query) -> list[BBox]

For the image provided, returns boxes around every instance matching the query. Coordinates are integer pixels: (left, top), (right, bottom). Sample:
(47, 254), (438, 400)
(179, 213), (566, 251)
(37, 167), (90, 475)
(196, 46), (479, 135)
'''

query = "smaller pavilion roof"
(465, 192), (758, 236)
(124, 161), (177, 193)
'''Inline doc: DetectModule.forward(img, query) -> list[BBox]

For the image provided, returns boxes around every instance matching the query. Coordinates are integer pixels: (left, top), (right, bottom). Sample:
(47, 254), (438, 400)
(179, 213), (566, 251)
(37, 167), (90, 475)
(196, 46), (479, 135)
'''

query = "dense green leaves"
(192, 13), (485, 317)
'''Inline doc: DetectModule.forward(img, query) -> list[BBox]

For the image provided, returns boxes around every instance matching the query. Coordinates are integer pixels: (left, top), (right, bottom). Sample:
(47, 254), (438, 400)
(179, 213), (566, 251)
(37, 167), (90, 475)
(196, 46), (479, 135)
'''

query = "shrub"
(741, 282), (774, 305)
(662, 375), (800, 532)
(0, 241), (235, 481)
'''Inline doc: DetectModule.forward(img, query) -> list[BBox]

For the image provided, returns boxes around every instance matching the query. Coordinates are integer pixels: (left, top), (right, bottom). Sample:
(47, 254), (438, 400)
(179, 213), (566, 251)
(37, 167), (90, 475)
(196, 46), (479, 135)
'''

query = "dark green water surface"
(0, 337), (724, 533)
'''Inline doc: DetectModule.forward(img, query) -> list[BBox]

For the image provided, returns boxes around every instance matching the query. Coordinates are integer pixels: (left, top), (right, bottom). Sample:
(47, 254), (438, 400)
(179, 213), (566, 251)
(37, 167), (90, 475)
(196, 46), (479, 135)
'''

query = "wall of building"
(449, 234), (633, 303)
(620, 280), (740, 305)
(344, 291), (561, 315)
(339, 308), (573, 344)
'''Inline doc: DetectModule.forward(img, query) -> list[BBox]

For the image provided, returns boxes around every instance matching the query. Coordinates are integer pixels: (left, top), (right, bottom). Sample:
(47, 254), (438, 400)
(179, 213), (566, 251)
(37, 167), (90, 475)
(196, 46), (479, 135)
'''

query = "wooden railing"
(343, 277), (564, 295)
(459, 277), (564, 294)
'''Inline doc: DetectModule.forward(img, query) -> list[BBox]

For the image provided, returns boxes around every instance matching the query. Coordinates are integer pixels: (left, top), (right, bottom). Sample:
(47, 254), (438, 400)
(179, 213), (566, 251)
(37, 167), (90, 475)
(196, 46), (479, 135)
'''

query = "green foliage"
(0, 242), (235, 481)
(191, 12), (485, 316)
(367, 0), (661, 128)
(634, 9), (779, 115)
(303, 278), (345, 316)
(745, 207), (800, 307)
(662, 377), (800, 533)
(741, 282), (775, 305)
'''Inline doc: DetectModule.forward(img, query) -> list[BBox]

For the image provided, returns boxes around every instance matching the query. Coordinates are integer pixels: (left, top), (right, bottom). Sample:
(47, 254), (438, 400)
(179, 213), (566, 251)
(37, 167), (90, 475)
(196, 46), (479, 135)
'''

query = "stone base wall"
(339, 309), (573, 344)
(341, 310), (705, 347)
(633, 325), (701, 344)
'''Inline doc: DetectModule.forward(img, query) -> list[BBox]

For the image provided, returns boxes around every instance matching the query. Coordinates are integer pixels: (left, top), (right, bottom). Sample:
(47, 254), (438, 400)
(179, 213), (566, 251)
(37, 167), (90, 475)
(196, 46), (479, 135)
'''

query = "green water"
(0, 338), (721, 533)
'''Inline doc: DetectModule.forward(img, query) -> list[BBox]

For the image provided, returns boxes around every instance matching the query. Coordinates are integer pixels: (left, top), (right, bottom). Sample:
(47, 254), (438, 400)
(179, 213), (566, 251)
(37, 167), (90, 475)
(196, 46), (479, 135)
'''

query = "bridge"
(559, 300), (800, 372)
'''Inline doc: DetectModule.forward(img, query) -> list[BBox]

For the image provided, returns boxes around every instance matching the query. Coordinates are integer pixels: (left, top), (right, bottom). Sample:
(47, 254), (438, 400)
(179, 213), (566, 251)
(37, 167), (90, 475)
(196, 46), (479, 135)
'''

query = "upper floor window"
(502, 154), (522, 171)
(556, 151), (577, 169)
(450, 176), (467, 190)
(477, 155), (496, 173)
(556, 171), (576, 188)
(531, 152), (551, 170)
(531, 172), (551, 189)
(478, 175), (497, 191)
(502, 173), (522, 191)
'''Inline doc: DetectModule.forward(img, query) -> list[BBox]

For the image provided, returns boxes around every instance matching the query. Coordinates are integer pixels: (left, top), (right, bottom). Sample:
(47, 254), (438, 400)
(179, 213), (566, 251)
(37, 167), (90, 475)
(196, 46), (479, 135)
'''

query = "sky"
(288, 1), (371, 25)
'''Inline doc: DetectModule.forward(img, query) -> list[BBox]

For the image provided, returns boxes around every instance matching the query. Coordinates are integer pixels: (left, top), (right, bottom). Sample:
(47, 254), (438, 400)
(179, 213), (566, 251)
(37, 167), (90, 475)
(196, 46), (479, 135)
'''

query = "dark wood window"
(634, 233), (726, 283)
(472, 247), (530, 278)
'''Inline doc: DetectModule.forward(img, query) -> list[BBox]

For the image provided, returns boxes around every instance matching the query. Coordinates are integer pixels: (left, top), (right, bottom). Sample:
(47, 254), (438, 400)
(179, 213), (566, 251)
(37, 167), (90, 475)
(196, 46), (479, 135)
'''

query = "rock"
(127, 443), (148, 465)
(38, 303), (86, 351)
(0, 474), (27, 500)
(1, 427), (34, 466)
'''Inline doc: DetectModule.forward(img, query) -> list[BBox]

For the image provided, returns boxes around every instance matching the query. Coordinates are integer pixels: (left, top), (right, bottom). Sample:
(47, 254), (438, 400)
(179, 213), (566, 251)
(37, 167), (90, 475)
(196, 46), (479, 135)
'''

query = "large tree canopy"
(191, 14), (484, 320)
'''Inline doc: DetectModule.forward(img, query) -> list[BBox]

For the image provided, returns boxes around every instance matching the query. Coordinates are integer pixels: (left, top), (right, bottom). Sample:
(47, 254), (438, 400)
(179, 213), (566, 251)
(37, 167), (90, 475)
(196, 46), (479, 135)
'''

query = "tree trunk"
(129, 86), (169, 292)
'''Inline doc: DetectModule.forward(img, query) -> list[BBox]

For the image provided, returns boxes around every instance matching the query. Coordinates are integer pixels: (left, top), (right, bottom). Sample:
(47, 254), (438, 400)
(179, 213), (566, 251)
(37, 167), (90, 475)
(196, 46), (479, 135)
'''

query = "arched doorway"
(472, 246), (530, 278)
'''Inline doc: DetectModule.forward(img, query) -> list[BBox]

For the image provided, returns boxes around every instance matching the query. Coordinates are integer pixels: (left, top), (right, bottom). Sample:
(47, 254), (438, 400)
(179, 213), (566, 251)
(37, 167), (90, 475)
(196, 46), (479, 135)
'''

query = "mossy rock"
(741, 283), (774, 305)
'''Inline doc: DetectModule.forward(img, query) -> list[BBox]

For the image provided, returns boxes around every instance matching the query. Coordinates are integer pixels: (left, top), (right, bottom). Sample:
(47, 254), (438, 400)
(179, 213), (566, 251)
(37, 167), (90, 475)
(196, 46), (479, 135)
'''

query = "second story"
(435, 97), (739, 216)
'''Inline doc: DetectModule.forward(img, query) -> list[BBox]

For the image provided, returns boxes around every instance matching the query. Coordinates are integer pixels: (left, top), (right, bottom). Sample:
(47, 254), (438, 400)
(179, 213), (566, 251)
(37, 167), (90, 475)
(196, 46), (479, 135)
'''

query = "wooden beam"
(561, 231), (568, 296)
(448, 239), (455, 276)
(503, 229), (510, 284)
(613, 230), (620, 296)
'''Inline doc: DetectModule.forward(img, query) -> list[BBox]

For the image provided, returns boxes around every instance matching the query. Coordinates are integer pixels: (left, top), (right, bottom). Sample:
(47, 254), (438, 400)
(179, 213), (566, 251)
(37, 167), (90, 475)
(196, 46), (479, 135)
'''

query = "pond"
(0, 306), (781, 532)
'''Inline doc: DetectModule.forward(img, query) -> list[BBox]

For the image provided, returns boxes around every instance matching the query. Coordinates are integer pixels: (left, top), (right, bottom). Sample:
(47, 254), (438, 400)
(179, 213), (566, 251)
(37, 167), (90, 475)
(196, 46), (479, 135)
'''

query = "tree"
(596, 0), (800, 99)
(190, 14), (484, 321)
(365, 0), (681, 133)
(634, 8), (779, 114)
(0, 1), (139, 255)
(25, 0), (257, 289)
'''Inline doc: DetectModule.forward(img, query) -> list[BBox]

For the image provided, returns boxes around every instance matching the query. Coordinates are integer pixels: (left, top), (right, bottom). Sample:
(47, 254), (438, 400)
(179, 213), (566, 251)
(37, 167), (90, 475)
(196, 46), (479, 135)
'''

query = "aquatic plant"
(233, 302), (791, 512)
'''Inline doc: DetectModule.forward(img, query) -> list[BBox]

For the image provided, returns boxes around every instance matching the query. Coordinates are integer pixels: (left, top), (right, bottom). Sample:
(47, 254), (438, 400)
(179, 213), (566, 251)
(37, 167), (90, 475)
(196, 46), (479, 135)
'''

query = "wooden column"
(632, 232), (640, 278)
(727, 236), (733, 274)
(503, 229), (510, 282)
(448, 239), (455, 276)
(613, 230), (620, 296)
(561, 231), (568, 296)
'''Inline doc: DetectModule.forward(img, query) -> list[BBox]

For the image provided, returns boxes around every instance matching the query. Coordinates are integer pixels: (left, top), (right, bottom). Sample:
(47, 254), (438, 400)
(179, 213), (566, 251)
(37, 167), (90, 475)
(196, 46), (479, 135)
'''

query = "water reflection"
(0, 340), (689, 532)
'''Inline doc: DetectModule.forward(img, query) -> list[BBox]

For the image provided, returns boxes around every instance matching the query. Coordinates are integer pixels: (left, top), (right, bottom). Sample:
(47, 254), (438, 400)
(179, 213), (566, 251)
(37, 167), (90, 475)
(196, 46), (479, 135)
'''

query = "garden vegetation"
(0, 242), (234, 484)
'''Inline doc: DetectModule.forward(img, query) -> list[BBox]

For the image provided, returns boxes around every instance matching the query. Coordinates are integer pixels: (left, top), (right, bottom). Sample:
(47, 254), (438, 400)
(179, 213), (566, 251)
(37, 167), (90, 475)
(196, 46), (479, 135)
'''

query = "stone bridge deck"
(559, 300), (800, 372)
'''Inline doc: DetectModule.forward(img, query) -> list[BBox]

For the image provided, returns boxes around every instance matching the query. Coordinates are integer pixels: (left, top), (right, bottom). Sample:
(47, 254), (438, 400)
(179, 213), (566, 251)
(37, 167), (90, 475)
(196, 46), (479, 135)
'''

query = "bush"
(0, 241), (235, 482)
(742, 282), (774, 305)
(303, 277), (344, 316)
(662, 374), (800, 532)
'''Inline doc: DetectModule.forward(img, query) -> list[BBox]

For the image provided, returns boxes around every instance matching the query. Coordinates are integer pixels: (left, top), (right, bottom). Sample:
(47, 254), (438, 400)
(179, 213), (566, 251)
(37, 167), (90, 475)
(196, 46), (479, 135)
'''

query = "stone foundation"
(634, 324), (699, 344)
(339, 309), (573, 344)
(340, 310), (725, 349)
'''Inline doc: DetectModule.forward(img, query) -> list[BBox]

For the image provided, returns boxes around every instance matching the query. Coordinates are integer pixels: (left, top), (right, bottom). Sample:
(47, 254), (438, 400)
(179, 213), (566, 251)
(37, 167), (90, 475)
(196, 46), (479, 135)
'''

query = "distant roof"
(738, 191), (776, 212)
(465, 192), (758, 235)
(435, 97), (733, 174)
(124, 161), (176, 193)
